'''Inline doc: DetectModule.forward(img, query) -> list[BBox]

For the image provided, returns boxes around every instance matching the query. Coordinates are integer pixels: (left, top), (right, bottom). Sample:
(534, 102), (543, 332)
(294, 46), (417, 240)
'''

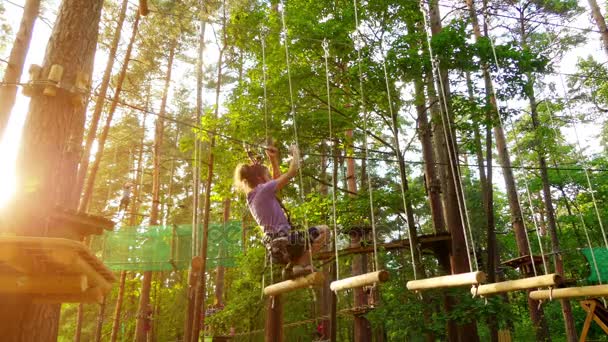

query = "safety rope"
(353, 0), (380, 274)
(322, 39), (341, 281)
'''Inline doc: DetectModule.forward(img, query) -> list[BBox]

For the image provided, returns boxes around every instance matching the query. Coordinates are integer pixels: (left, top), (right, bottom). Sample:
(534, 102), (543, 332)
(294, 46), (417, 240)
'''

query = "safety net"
(581, 247), (608, 283)
(90, 221), (242, 271)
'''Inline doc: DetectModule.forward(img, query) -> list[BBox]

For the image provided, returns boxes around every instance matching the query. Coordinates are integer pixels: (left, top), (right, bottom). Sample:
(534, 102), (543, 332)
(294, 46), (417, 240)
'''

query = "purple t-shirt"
(247, 180), (290, 234)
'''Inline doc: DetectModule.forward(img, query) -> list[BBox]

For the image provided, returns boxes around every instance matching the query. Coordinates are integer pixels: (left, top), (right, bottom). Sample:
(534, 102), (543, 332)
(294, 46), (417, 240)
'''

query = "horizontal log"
(330, 270), (389, 292)
(0, 275), (87, 294)
(472, 274), (561, 297)
(407, 271), (486, 291)
(529, 284), (608, 300)
(263, 272), (325, 296)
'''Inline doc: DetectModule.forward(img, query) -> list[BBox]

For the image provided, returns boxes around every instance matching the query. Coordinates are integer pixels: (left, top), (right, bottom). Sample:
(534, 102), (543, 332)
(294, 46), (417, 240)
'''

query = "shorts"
(264, 227), (320, 265)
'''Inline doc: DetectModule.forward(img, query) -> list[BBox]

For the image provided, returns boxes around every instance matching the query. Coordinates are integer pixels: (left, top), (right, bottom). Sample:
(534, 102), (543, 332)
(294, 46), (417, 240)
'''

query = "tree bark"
(79, 12), (140, 212)
(528, 89), (577, 342)
(427, 1), (479, 340)
(94, 296), (107, 342)
(191, 15), (225, 337)
(0, 0), (103, 340)
(588, 0), (608, 58)
(134, 39), (177, 342)
(0, 0), (39, 140)
(74, 0), (129, 203)
(185, 6), (206, 341)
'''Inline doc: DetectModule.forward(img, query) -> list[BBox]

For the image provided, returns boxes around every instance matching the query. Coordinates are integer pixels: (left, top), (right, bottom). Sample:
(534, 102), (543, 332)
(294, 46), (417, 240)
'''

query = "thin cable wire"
(354, 0), (380, 274)
(420, 0), (475, 273)
(380, 47), (417, 279)
(322, 39), (340, 281)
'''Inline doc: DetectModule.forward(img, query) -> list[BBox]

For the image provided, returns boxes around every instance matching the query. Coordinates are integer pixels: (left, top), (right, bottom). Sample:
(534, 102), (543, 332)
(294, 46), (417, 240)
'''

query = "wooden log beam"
(263, 272), (325, 297)
(74, 256), (112, 292)
(139, 0), (149, 16)
(407, 271), (486, 291)
(0, 275), (87, 294)
(472, 274), (560, 297)
(329, 270), (389, 292)
(529, 284), (608, 300)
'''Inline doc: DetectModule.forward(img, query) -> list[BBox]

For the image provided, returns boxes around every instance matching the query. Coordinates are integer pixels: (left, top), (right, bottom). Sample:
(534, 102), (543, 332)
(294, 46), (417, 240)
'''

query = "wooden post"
(472, 274), (560, 297)
(265, 295), (283, 342)
(406, 271), (486, 291)
(579, 300), (597, 342)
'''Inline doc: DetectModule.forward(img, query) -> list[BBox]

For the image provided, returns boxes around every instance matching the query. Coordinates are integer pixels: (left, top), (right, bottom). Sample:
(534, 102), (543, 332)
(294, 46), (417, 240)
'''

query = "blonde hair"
(234, 163), (269, 193)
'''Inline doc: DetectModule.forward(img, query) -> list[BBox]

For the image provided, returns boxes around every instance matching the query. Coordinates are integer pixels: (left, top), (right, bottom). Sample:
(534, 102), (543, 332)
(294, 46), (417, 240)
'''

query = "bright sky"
(0, 0), (606, 209)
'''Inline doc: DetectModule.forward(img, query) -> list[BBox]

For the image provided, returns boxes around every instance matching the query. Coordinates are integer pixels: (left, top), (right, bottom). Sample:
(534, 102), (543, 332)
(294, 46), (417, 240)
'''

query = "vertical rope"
(419, 0), (475, 272)
(381, 51), (418, 279)
(557, 73), (608, 250)
(353, 0), (380, 274)
(261, 27), (270, 142)
(322, 39), (341, 280)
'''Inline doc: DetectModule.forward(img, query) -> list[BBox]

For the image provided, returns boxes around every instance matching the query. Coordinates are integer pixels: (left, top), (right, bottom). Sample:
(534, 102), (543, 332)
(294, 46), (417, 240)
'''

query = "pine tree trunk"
(214, 199), (230, 307)
(588, 0), (608, 57)
(79, 12), (140, 212)
(0, 0), (103, 340)
(134, 40), (177, 342)
(185, 6), (206, 341)
(427, 1), (479, 340)
(191, 26), (225, 340)
(74, 0), (129, 202)
(528, 90), (577, 342)
(110, 88), (148, 342)
(94, 296), (107, 342)
(345, 130), (372, 342)
(0, 0), (39, 140)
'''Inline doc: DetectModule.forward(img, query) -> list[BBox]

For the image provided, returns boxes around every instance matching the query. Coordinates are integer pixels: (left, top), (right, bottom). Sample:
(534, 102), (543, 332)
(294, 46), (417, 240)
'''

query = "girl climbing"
(234, 142), (328, 278)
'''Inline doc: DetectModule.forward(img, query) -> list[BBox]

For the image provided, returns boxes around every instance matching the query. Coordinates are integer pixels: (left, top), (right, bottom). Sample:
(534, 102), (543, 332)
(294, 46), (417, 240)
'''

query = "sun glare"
(0, 94), (29, 209)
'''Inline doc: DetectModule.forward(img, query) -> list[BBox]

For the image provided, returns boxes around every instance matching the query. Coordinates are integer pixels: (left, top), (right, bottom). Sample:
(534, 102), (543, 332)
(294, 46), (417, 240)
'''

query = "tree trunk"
(214, 198), (230, 307)
(94, 296), (107, 342)
(191, 22), (225, 339)
(0, 0), (104, 340)
(427, 1), (479, 340)
(588, 0), (608, 57)
(79, 12), (140, 212)
(134, 40), (177, 342)
(185, 7), (206, 341)
(74, 0), (129, 203)
(0, 0), (39, 140)
(110, 87), (148, 342)
(344, 130), (371, 342)
(528, 90), (577, 342)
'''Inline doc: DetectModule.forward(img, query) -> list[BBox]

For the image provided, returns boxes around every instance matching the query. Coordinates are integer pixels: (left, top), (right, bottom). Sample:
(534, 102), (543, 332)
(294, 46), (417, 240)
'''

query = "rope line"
(354, 0), (380, 274)
(322, 39), (341, 281)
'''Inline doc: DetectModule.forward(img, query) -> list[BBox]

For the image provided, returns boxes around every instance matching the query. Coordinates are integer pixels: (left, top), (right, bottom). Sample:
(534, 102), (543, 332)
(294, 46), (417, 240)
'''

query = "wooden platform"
(0, 237), (115, 303)
(49, 207), (114, 240)
(502, 255), (545, 275)
(315, 233), (451, 260)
